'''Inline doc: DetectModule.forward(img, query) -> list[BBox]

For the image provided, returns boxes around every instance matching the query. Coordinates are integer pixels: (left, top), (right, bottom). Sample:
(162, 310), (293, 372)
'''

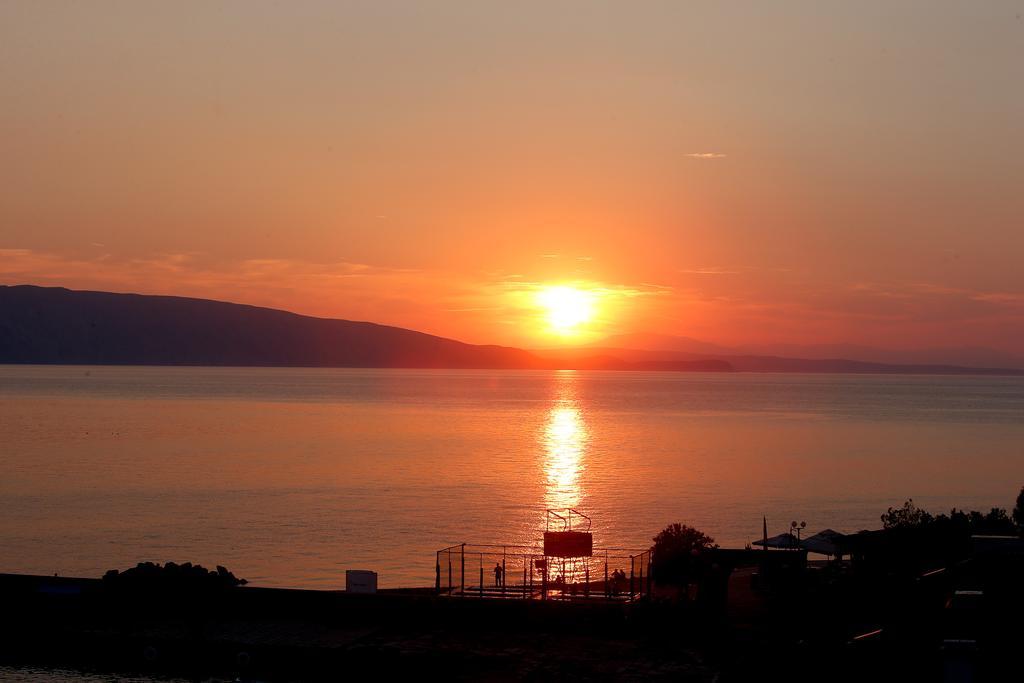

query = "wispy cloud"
(536, 253), (594, 267)
(972, 292), (1024, 305)
(679, 267), (741, 275)
(0, 248), (430, 316)
(443, 306), (504, 313)
(686, 152), (727, 159)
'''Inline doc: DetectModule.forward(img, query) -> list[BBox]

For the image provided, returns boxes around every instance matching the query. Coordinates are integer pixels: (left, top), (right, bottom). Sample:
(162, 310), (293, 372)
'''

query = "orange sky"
(2, 2), (1023, 351)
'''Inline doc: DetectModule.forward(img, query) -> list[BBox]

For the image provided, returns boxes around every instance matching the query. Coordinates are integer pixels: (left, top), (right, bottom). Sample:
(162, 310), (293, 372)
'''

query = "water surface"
(2, 366), (1022, 588)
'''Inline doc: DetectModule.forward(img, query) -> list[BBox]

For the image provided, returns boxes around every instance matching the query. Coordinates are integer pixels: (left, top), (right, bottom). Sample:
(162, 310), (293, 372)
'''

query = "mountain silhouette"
(0, 285), (540, 369)
(538, 346), (1022, 375)
(0, 286), (733, 372)
(3, 285), (1017, 375)
(591, 332), (1024, 370)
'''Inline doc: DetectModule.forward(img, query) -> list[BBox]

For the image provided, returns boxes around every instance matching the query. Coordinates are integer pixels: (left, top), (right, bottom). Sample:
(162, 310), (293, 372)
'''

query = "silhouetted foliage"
(1014, 486), (1024, 531)
(949, 507), (1016, 535)
(855, 498), (1019, 576)
(881, 499), (933, 529)
(650, 523), (717, 586)
(102, 561), (247, 592)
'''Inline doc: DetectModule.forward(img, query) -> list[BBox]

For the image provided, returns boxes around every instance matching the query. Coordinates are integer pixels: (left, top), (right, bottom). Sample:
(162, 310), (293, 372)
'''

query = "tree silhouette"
(651, 523), (717, 587)
(881, 499), (933, 529)
(1014, 486), (1024, 531)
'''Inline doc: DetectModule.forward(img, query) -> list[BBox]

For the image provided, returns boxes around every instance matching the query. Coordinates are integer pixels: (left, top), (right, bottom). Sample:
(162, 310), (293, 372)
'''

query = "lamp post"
(790, 520), (806, 548)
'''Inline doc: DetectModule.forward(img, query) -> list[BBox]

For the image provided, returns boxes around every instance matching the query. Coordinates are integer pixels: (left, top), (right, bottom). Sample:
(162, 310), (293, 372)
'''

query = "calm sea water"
(2, 366), (1022, 589)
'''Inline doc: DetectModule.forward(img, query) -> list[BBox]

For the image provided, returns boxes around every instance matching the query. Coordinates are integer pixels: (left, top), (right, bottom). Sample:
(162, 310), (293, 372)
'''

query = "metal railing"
(436, 543), (651, 602)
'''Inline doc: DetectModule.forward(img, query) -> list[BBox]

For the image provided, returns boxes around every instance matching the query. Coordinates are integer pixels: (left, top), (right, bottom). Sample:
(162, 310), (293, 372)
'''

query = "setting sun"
(537, 286), (596, 335)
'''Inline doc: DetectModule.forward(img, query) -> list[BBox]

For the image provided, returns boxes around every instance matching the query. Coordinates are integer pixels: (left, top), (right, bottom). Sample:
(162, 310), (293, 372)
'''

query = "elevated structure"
(435, 510), (650, 602)
(544, 508), (593, 558)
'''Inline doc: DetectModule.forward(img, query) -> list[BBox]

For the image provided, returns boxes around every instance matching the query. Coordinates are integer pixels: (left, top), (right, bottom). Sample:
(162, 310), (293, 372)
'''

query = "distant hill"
(0, 285), (731, 372)
(3, 286), (1018, 375)
(731, 342), (1024, 370)
(592, 332), (1024, 370)
(709, 355), (1023, 375)
(533, 350), (732, 373)
(590, 333), (736, 357)
(0, 285), (541, 369)
(538, 346), (1024, 376)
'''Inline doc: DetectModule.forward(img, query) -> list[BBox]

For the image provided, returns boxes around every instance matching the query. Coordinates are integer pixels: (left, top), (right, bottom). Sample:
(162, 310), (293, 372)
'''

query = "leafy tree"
(651, 523), (717, 586)
(881, 499), (933, 529)
(1014, 486), (1024, 531)
(978, 507), (1014, 534)
(942, 507), (1015, 535)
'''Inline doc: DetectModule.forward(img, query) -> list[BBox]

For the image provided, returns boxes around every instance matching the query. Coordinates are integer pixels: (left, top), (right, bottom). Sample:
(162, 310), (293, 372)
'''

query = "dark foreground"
(0, 574), (715, 682)
(2, 539), (1021, 683)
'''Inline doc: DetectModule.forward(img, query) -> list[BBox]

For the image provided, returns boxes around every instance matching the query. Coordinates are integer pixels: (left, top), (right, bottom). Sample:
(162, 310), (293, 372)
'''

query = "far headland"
(1, 284), (1021, 375)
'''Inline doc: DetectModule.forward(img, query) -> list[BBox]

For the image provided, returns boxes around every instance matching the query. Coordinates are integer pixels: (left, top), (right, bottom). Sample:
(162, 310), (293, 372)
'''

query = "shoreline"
(3, 362), (1024, 377)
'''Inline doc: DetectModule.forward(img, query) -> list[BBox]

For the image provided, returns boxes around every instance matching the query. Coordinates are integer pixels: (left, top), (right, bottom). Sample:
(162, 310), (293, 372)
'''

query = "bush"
(102, 561), (248, 591)
(651, 523), (717, 586)
(861, 498), (1019, 575)
(954, 507), (1016, 535)
(881, 499), (932, 529)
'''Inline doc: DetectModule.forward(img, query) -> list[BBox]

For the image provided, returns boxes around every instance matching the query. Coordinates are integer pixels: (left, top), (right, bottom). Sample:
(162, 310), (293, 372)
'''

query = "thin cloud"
(538, 253), (593, 262)
(444, 306), (504, 312)
(686, 152), (727, 159)
(680, 267), (741, 275)
(970, 292), (1024, 305)
(493, 278), (670, 300)
(0, 248), (432, 313)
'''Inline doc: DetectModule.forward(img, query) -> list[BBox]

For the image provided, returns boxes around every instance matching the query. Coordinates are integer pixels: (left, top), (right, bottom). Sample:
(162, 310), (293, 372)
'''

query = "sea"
(2, 365), (1022, 593)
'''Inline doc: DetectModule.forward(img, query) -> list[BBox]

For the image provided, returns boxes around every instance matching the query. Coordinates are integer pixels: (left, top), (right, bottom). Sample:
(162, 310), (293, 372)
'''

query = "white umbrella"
(800, 529), (846, 556)
(751, 532), (801, 549)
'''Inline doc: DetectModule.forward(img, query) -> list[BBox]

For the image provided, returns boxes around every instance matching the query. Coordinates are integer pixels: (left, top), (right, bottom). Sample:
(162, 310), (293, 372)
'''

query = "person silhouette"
(611, 568), (625, 595)
(493, 562), (503, 587)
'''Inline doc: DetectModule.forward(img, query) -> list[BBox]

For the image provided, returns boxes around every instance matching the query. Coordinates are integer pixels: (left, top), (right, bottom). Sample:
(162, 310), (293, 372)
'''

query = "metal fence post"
(435, 552), (441, 593)
(629, 556), (635, 600)
(460, 544), (465, 598)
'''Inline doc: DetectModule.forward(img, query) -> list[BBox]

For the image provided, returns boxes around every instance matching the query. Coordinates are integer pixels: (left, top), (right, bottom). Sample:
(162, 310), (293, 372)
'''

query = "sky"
(2, 1), (1023, 351)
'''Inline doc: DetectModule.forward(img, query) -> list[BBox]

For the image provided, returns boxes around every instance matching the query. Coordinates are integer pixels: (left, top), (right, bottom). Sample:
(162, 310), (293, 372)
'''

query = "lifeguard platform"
(435, 509), (651, 602)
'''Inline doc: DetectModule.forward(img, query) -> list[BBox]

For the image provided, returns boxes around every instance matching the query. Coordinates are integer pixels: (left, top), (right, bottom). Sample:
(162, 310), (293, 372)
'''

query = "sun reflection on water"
(543, 400), (587, 512)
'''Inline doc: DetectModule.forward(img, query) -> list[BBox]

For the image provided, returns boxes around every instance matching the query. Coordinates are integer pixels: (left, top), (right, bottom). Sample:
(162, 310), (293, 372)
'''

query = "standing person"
(611, 568), (625, 596)
(493, 562), (503, 587)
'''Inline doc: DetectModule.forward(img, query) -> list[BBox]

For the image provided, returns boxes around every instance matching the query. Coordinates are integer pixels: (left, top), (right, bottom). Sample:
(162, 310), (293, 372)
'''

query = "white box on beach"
(345, 569), (378, 593)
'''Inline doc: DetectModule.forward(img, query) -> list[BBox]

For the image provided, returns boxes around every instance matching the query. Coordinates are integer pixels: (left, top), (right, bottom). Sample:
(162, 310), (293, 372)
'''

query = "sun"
(537, 286), (596, 335)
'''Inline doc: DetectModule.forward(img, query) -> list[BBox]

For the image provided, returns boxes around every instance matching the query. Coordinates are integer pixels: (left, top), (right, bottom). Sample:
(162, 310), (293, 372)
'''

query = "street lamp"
(790, 520), (806, 547)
